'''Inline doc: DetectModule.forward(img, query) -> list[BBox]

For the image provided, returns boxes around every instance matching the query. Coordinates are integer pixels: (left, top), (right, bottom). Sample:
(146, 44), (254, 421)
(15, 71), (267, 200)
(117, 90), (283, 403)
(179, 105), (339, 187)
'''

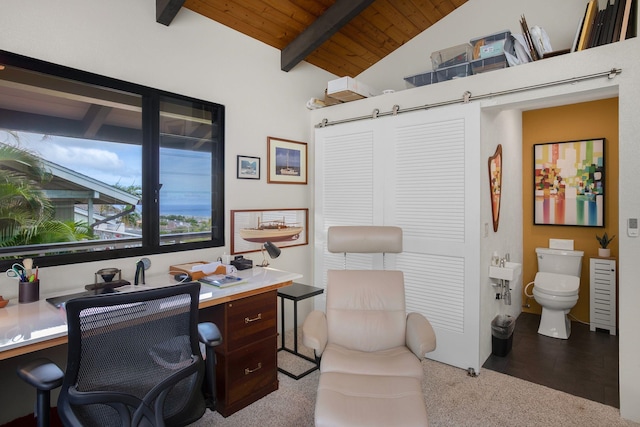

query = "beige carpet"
(190, 332), (638, 427)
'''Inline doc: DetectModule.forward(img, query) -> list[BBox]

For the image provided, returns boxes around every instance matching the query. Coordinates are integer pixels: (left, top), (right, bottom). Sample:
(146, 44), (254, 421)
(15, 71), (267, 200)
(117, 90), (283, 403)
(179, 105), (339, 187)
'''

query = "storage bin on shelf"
(430, 43), (472, 70)
(471, 55), (508, 74)
(469, 30), (512, 75)
(470, 30), (511, 60)
(404, 70), (436, 87)
(435, 62), (471, 82)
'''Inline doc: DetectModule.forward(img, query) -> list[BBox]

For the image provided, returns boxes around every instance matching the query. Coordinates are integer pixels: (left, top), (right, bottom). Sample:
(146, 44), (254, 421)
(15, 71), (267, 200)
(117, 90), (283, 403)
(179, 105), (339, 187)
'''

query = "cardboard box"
(169, 261), (227, 280)
(323, 89), (343, 106)
(327, 77), (380, 102)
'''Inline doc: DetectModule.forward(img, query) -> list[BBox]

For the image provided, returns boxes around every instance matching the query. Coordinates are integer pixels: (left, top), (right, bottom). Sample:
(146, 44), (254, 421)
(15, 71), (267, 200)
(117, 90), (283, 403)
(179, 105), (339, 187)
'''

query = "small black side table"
(277, 282), (324, 379)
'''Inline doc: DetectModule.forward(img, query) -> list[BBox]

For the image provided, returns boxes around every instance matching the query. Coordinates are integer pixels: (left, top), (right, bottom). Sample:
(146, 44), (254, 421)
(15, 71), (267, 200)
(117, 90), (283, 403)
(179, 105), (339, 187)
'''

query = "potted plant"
(596, 232), (615, 257)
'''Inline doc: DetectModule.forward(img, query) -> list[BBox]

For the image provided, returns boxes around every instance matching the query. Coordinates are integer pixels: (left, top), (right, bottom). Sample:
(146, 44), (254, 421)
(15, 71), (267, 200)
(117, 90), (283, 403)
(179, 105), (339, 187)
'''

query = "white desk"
(0, 267), (302, 361)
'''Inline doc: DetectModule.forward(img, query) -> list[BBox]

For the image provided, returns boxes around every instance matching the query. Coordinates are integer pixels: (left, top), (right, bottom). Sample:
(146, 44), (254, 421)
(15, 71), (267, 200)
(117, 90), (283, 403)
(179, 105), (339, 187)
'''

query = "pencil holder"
(19, 280), (39, 303)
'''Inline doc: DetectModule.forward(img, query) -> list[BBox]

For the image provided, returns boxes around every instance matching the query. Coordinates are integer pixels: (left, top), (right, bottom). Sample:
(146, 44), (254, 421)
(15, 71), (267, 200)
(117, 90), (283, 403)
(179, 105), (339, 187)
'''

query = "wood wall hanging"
(489, 145), (502, 232)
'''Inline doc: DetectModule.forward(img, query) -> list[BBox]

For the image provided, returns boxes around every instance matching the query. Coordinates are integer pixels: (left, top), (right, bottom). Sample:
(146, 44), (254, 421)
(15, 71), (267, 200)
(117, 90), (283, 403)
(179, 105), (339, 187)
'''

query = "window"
(0, 51), (224, 269)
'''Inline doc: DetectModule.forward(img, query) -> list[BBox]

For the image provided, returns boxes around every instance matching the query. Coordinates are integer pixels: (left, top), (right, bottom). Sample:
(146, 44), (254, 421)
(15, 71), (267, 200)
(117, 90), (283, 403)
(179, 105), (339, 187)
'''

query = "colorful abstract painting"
(534, 139), (605, 227)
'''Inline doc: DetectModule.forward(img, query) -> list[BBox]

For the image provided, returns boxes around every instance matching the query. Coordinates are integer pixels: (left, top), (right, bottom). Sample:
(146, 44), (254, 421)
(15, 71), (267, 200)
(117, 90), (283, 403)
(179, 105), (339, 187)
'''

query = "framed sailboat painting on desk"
(267, 136), (307, 184)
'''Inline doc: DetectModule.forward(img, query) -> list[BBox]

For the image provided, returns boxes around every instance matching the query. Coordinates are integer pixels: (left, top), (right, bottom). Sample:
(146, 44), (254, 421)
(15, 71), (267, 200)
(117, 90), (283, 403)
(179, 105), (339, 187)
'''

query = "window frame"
(0, 50), (225, 270)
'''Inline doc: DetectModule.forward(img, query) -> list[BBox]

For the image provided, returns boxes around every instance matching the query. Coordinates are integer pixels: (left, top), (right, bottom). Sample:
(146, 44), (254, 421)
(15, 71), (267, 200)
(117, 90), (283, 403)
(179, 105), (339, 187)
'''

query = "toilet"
(532, 247), (584, 339)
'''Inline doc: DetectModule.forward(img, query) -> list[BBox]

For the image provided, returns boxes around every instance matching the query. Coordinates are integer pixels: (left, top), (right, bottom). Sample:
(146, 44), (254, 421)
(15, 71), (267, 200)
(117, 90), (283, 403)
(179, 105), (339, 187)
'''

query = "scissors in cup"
(6, 264), (27, 281)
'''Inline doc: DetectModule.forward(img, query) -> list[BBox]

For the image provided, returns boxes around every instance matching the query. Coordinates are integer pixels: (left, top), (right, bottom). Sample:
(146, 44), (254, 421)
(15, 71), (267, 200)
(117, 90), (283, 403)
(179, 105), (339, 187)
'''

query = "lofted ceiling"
(164, 0), (468, 77)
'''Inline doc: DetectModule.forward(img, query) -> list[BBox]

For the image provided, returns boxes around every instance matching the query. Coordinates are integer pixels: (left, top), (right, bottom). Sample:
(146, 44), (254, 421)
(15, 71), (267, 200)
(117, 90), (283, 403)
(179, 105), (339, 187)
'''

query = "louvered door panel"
(395, 119), (466, 242)
(315, 128), (378, 294)
(399, 253), (465, 332)
(387, 106), (481, 372)
(323, 131), (375, 227)
(314, 103), (481, 372)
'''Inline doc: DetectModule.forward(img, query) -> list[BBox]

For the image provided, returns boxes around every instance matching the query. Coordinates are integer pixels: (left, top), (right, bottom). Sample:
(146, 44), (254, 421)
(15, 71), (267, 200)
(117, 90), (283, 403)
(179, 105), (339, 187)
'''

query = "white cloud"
(16, 133), (141, 186)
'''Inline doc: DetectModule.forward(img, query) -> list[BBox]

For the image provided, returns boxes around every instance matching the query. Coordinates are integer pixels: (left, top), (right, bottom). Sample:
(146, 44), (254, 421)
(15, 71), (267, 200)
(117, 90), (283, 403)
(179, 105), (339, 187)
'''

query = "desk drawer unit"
(220, 335), (277, 406)
(202, 290), (278, 416)
(589, 258), (616, 335)
(225, 291), (277, 350)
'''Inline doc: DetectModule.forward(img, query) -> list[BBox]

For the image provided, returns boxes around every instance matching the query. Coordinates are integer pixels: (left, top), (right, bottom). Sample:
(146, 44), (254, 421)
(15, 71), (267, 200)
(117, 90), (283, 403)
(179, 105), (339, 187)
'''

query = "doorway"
(483, 312), (619, 407)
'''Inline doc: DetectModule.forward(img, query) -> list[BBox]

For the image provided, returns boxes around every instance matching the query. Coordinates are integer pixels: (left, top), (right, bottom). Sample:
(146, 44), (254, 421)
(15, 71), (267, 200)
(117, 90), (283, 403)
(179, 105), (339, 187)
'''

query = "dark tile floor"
(483, 312), (619, 408)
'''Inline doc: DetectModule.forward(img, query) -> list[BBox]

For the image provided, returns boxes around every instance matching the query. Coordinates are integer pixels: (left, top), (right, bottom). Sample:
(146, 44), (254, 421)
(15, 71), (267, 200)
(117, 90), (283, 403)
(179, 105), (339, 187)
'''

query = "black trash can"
(491, 314), (516, 357)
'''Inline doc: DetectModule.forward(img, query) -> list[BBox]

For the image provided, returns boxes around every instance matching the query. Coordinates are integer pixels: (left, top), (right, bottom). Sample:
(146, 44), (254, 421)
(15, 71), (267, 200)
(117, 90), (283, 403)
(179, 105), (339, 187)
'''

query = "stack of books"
(574, 0), (636, 51)
(200, 275), (247, 288)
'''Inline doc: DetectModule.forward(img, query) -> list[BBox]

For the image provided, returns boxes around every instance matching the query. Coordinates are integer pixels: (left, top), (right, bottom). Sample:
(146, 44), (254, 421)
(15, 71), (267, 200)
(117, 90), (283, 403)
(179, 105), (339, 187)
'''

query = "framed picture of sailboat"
(267, 136), (307, 184)
(231, 208), (309, 255)
(237, 155), (260, 179)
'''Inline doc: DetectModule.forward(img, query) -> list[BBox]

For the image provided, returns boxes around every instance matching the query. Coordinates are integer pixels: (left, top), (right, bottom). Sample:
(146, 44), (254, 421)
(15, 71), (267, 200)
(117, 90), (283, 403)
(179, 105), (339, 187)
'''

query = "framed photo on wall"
(533, 138), (605, 227)
(237, 155), (260, 179)
(267, 137), (307, 184)
(231, 208), (309, 255)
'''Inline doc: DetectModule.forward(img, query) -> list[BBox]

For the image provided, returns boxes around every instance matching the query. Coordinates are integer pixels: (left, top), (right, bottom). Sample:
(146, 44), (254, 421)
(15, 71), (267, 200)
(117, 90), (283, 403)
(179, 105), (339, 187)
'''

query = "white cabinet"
(589, 258), (616, 335)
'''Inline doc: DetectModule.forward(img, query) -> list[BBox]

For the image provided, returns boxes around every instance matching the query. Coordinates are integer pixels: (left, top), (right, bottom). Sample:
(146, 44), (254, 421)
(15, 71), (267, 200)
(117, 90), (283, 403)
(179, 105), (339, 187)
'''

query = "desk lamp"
(134, 257), (151, 285)
(260, 241), (281, 267)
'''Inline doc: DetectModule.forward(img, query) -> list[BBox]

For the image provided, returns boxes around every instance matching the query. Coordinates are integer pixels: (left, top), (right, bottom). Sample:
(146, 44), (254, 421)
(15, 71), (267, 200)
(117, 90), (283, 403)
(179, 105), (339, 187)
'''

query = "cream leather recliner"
(303, 226), (436, 427)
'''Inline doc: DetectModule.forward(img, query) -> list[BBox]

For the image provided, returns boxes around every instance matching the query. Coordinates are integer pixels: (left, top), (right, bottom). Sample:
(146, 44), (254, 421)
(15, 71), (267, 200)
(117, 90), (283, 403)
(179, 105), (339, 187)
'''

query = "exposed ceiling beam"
(82, 104), (112, 138)
(281, 0), (375, 73)
(156, 0), (185, 26)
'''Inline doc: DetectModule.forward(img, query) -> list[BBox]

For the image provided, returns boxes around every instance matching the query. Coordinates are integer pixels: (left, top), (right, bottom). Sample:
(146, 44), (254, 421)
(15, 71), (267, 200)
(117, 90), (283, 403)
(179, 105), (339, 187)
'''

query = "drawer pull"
(245, 362), (262, 375)
(245, 313), (262, 323)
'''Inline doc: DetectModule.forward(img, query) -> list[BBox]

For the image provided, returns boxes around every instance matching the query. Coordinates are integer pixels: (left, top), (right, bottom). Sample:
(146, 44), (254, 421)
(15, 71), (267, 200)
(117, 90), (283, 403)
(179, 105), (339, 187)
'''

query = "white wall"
(358, 0), (593, 92)
(0, 0), (333, 422)
(310, 1), (640, 421)
(479, 108), (524, 359)
(0, 0), (333, 296)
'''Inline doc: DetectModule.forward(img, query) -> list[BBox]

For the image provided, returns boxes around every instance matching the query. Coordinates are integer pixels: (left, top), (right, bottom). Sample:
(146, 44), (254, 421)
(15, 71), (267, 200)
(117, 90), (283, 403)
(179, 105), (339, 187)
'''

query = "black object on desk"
(277, 282), (324, 379)
(46, 284), (127, 309)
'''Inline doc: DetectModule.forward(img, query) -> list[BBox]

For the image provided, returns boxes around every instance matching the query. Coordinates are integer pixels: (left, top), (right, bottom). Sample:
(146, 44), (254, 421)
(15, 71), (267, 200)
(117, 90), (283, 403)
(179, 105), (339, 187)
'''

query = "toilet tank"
(535, 247), (584, 277)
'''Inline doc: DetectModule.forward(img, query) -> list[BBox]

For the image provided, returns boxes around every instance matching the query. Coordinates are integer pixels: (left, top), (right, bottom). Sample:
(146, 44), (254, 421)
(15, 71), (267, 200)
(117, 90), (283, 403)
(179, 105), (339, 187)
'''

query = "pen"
(35, 266), (38, 281)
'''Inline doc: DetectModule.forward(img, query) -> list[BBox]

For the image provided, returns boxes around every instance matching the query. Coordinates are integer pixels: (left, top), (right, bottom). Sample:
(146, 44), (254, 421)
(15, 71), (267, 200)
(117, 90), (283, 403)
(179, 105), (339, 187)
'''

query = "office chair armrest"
(17, 357), (64, 391)
(406, 312), (437, 359)
(198, 322), (221, 412)
(302, 310), (328, 356)
(198, 322), (222, 347)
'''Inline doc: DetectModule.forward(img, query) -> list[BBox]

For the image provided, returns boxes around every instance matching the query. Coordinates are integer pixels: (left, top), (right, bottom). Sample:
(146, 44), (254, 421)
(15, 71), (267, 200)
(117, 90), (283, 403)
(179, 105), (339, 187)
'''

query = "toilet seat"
(533, 288), (579, 310)
(533, 288), (579, 301)
(534, 272), (580, 296)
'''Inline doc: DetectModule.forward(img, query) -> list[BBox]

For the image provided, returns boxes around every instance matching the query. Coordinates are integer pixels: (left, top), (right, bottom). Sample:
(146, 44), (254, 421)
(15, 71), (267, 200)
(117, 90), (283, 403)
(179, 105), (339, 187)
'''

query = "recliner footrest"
(315, 372), (428, 427)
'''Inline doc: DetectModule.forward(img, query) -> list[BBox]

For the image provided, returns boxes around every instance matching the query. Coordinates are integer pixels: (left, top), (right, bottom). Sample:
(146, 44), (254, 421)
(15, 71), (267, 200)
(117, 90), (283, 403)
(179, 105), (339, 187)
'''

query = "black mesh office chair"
(17, 282), (221, 427)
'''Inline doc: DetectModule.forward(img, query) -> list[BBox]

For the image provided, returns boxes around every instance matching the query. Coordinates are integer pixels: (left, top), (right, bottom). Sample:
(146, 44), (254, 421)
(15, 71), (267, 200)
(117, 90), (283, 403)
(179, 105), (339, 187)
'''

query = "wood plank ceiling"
(181, 0), (468, 77)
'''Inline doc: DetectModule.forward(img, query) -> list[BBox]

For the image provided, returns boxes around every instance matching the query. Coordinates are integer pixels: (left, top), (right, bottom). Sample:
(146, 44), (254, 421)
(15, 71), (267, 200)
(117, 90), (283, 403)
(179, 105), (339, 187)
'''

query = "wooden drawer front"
(227, 336), (277, 404)
(226, 290), (276, 350)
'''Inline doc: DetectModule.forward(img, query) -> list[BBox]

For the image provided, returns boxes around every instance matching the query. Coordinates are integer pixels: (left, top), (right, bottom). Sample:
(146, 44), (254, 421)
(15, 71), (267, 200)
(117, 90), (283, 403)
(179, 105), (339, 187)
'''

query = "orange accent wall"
(522, 98), (619, 323)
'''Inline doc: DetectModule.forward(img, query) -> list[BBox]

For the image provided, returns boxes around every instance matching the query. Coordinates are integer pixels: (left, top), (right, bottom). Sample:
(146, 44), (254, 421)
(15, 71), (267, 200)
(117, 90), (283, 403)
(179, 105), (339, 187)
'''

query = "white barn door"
(314, 103), (482, 373)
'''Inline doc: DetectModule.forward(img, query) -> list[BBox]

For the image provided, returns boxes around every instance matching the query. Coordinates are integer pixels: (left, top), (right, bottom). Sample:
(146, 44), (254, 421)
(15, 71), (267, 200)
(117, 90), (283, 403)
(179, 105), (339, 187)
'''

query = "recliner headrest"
(327, 226), (402, 254)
